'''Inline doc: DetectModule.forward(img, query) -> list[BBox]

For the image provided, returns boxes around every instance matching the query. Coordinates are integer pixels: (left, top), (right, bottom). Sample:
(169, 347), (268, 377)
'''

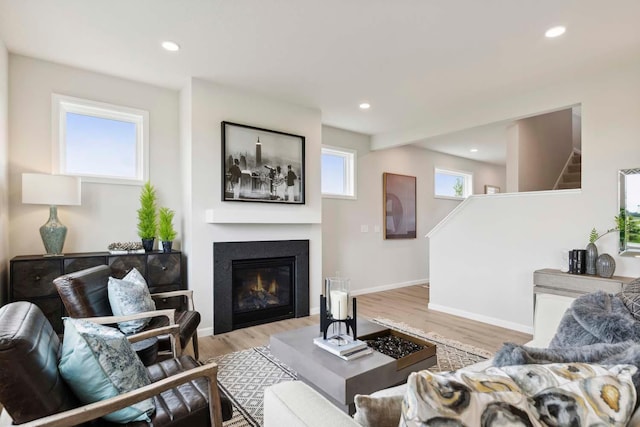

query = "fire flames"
(238, 273), (280, 310)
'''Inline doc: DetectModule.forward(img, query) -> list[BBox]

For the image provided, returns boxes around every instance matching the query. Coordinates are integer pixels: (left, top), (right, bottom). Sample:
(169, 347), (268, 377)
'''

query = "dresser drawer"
(31, 297), (65, 334)
(11, 259), (62, 299)
(147, 253), (181, 286)
(108, 255), (146, 278)
(150, 284), (185, 311)
(64, 256), (107, 274)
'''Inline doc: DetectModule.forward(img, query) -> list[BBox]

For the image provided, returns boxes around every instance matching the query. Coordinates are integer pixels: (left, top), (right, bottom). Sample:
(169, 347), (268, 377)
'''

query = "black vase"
(162, 241), (172, 253)
(141, 238), (155, 252)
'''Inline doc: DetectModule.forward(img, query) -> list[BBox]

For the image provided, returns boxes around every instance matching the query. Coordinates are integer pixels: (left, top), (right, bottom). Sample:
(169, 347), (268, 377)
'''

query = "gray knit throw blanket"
(494, 291), (640, 388)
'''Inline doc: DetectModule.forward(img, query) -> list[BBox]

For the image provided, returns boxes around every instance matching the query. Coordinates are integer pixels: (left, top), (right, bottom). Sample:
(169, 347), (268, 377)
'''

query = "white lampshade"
(22, 173), (81, 206)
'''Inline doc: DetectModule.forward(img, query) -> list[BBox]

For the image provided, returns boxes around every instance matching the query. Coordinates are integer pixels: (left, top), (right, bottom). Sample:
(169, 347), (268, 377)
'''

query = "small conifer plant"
(158, 207), (177, 242)
(137, 182), (158, 240)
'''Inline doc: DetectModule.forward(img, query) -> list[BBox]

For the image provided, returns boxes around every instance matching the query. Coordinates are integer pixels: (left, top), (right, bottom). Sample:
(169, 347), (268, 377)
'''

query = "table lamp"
(22, 173), (81, 256)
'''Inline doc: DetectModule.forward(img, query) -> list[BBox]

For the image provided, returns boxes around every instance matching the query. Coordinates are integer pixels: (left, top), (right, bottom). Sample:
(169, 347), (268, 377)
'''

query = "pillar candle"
(330, 290), (349, 320)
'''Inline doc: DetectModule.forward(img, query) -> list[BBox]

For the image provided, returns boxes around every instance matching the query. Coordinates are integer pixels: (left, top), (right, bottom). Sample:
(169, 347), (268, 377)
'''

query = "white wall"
(322, 125), (505, 294)
(0, 40), (8, 304)
(184, 78), (322, 333)
(8, 55), (181, 256)
(429, 59), (640, 332)
(515, 109), (573, 192)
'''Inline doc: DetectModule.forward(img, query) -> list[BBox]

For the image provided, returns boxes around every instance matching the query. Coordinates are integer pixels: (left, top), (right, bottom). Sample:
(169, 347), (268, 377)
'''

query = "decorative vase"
(141, 238), (155, 252)
(585, 243), (598, 275)
(162, 241), (172, 253)
(596, 253), (616, 278)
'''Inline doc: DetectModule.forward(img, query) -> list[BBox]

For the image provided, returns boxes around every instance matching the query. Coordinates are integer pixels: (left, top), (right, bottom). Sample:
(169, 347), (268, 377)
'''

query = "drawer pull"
(162, 266), (167, 271)
(34, 275), (41, 281)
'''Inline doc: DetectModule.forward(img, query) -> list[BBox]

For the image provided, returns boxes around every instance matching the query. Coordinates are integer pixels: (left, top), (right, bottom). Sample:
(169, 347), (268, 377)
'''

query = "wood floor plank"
(198, 285), (532, 360)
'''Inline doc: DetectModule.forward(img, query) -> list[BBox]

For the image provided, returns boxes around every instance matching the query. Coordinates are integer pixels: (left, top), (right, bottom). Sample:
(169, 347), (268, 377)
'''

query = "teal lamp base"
(39, 205), (67, 256)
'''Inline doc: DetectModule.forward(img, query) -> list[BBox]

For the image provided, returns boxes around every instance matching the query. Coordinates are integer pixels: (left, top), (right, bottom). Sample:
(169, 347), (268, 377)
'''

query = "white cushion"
(264, 381), (357, 427)
(108, 268), (156, 334)
(531, 293), (574, 347)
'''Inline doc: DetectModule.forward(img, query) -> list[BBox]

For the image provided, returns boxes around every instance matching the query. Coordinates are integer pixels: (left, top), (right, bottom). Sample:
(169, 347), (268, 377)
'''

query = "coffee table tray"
(359, 329), (436, 370)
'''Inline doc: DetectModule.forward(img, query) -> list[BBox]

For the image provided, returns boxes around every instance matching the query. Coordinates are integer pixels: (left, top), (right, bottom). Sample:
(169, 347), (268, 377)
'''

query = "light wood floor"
(198, 285), (532, 360)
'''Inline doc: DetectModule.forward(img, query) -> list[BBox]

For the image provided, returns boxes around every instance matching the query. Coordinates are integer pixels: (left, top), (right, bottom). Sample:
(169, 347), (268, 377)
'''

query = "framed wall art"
(383, 173), (417, 239)
(222, 121), (305, 204)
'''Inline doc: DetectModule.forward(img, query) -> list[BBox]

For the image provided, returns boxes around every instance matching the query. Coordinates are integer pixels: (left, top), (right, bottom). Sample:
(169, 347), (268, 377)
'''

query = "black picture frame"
(383, 173), (417, 239)
(222, 121), (305, 204)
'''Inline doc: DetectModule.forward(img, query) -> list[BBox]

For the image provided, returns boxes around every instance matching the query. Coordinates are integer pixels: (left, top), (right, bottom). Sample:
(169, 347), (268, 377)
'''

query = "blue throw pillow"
(108, 268), (156, 334)
(58, 318), (155, 423)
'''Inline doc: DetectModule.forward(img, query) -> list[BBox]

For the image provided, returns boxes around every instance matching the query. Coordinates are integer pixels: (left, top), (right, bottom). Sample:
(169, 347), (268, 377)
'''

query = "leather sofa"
(0, 301), (233, 426)
(264, 293), (640, 426)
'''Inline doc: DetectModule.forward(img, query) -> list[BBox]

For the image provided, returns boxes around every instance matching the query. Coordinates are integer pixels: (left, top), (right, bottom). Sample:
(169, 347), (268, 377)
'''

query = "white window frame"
(321, 145), (357, 200)
(52, 94), (149, 185)
(434, 167), (473, 200)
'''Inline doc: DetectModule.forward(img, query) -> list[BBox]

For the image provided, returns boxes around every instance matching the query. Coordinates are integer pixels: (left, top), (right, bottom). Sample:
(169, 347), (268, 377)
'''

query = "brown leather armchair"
(54, 264), (201, 360)
(0, 301), (233, 426)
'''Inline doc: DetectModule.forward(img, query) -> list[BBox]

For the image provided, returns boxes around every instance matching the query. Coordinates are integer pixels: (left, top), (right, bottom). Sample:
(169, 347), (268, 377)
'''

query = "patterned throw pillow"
(400, 363), (637, 427)
(58, 318), (155, 423)
(618, 278), (640, 320)
(108, 268), (156, 334)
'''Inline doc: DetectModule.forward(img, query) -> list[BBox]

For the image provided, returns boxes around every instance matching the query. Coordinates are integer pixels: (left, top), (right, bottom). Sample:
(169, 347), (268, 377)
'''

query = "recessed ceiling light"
(470, 148), (478, 153)
(161, 41), (180, 52)
(545, 26), (566, 38)
(359, 103), (371, 110)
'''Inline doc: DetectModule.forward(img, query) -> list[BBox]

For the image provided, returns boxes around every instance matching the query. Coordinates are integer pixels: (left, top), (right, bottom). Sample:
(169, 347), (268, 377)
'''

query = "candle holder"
(320, 277), (357, 340)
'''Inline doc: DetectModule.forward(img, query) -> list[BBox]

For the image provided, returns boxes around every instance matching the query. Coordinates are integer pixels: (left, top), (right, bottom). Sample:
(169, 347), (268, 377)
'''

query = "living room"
(2, 2), (640, 426)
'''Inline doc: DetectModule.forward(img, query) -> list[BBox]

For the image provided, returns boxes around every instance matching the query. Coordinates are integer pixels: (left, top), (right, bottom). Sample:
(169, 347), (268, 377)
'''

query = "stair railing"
(553, 148), (581, 190)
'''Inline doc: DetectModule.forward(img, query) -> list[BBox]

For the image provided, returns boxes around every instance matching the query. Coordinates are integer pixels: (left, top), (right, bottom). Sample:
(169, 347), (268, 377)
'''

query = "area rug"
(208, 323), (493, 427)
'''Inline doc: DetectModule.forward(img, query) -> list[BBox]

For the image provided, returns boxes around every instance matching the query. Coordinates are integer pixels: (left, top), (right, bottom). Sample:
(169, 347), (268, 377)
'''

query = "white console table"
(533, 268), (635, 298)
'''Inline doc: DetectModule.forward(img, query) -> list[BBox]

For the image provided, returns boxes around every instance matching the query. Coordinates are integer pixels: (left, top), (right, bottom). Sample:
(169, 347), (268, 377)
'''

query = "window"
(52, 94), (149, 185)
(321, 146), (356, 199)
(434, 168), (473, 199)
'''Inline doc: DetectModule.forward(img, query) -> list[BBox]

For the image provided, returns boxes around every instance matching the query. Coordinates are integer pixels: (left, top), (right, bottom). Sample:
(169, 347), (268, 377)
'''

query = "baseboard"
(198, 326), (214, 337)
(427, 303), (533, 334)
(310, 306), (320, 315)
(350, 278), (428, 297)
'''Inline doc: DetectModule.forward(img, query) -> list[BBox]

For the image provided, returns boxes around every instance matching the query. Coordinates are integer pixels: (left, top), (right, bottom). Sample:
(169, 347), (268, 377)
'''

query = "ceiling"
(0, 1), (638, 147)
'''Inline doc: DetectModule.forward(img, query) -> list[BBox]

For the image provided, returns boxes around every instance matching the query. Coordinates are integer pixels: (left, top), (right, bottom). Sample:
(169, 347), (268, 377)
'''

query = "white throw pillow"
(108, 268), (156, 334)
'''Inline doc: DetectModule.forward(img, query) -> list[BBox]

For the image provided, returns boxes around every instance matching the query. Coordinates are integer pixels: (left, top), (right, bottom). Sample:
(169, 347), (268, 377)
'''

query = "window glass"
(53, 94), (148, 185)
(321, 146), (356, 199)
(65, 113), (138, 178)
(321, 152), (346, 195)
(434, 168), (473, 199)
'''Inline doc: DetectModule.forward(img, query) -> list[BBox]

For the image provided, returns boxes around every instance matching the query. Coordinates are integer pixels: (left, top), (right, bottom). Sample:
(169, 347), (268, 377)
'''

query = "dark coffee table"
(270, 319), (437, 414)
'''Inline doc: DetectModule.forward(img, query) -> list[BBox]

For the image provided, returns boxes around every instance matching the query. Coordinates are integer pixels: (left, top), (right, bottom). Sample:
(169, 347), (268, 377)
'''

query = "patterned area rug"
(207, 321), (493, 427)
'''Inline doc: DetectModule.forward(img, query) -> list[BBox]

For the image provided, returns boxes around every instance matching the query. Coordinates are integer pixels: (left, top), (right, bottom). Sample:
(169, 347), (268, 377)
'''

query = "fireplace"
(214, 240), (309, 333)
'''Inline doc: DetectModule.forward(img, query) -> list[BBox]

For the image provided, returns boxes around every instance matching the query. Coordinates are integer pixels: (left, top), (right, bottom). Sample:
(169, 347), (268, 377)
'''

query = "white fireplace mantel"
(205, 208), (321, 224)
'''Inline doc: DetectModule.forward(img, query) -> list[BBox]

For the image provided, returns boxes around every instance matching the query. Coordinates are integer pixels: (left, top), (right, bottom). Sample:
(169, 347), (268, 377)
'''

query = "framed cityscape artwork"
(222, 121), (305, 204)
(383, 173), (417, 239)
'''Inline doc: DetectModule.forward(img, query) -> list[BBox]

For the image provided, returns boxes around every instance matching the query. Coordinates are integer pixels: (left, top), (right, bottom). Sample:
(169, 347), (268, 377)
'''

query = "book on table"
(336, 346), (373, 361)
(313, 334), (369, 357)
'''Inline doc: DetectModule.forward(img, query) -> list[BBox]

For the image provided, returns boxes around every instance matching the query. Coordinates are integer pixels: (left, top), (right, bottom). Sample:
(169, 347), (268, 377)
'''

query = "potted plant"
(158, 207), (177, 253)
(137, 181), (158, 252)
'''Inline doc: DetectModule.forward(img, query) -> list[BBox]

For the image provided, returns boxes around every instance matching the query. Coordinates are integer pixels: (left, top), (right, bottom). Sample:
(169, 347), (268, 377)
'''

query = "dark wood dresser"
(9, 251), (184, 333)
